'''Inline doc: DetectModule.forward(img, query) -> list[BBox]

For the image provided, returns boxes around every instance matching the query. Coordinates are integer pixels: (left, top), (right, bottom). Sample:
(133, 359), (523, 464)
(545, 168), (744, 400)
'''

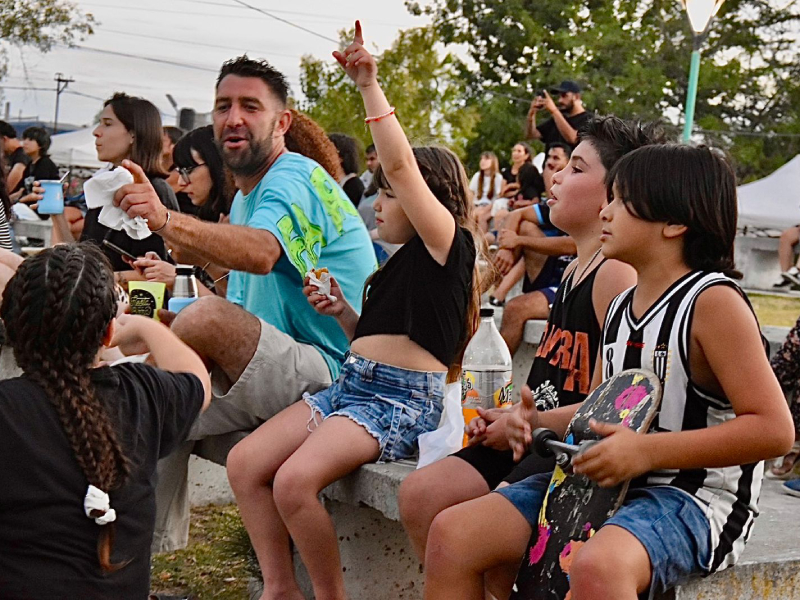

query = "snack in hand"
(306, 268), (337, 303)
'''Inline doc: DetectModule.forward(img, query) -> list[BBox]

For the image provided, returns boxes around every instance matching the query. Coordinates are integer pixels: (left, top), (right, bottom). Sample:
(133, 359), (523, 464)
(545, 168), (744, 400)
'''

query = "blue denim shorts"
(495, 475), (711, 598)
(303, 352), (445, 462)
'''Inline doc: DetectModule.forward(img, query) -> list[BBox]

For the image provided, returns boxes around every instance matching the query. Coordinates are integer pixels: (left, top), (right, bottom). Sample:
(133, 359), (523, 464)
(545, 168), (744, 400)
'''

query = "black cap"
(480, 308), (494, 318)
(549, 80), (582, 94)
(176, 265), (194, 276)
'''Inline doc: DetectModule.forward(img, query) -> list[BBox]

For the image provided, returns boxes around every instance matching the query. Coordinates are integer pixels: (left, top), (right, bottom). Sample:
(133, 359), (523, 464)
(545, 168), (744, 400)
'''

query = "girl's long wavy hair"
(373, 146), (496, 382)
(1, 243), (130, 572)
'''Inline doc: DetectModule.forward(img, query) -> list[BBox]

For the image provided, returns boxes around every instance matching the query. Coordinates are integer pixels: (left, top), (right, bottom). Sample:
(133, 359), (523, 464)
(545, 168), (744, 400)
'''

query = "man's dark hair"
(365, 144), (376, 155)
(216, 55), (289, 105)
(328, 133), (361, 176)
(163, 126), (184, 146)
(0, 121), (18, 139)
(22, 126), (52, 156)
(548, 142), (572, 158)
(577, 116), (666, 181)
(609, 144), (740, 279)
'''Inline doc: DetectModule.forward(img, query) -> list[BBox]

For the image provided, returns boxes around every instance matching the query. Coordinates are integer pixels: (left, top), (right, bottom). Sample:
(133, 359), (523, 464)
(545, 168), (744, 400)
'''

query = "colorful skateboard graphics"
(510, 369), (662, 600)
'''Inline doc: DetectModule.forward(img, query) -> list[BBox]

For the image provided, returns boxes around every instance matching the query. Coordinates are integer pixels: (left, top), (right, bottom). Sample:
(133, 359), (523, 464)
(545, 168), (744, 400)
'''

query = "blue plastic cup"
(37, 180), (64, 215)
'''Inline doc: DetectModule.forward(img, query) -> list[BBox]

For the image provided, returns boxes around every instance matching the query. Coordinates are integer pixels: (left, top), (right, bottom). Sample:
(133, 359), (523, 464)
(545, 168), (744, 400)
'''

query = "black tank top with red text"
(525, 260), (604, 410)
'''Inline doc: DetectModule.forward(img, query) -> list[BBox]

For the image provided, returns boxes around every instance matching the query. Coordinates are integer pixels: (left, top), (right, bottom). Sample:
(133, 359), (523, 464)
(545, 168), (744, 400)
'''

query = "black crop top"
(352, 226), (476, 366)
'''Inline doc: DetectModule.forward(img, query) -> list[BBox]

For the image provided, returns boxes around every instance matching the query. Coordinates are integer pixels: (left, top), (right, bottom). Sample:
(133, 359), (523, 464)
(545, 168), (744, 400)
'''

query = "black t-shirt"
(0, 362), (204, 600)
(6, 148), (31, 193)
(81, 176), (179, 271)
(526, 260), (605, 409)
(24, 156), (60, 182)
(353, 226), (476, 367)
(341, 175), (365, 208)
(537, 110), (593, 153)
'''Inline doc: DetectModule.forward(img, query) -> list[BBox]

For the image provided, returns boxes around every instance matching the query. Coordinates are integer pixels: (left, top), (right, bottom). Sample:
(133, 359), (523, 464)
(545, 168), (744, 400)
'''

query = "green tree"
(0, 0), (95, 79)
(299, 26), (479, 169)
(408, 0), (800, 179)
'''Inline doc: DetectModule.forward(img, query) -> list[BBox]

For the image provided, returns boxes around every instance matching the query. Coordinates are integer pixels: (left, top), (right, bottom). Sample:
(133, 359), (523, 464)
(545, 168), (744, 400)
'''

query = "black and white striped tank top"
(601, 271), (763, 574)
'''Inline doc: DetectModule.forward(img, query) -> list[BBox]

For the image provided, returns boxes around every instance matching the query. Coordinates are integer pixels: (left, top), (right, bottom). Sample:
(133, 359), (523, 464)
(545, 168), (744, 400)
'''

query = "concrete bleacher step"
(242, 466), (800, 600)
(191, 320), (797, 599)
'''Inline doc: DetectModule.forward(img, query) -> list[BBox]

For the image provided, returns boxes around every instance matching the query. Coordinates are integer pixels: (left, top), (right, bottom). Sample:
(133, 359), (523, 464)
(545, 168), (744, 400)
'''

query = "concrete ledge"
(735, 236), (781, 291)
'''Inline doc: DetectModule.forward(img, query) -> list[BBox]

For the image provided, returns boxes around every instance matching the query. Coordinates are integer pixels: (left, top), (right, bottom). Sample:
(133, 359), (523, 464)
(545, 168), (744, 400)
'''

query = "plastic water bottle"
(461, 308), (513, 444)
(168, 265), (199, 314)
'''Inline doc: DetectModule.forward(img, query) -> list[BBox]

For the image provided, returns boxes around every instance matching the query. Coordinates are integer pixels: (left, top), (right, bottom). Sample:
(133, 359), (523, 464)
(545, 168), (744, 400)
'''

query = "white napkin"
(306, 269), (337, 303)
(84, 168), (152, 240)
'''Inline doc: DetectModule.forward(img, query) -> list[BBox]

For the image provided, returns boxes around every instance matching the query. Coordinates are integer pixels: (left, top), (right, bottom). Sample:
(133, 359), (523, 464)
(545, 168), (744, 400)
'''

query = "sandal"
(768, 442), (800, 479)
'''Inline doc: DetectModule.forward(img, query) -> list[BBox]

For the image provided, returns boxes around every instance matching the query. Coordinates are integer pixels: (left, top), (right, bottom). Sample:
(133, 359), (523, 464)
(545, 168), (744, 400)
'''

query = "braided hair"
(1, 243), (130, 572)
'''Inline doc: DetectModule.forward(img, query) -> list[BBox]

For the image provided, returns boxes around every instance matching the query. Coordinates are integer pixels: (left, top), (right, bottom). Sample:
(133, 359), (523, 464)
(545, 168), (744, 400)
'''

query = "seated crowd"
(0, 21), (797, 600)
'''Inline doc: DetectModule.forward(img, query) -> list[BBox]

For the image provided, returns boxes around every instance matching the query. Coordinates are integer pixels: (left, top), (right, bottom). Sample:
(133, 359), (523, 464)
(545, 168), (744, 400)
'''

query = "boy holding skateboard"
(411, 117), (660, 597)
(429, 145), (793, 600)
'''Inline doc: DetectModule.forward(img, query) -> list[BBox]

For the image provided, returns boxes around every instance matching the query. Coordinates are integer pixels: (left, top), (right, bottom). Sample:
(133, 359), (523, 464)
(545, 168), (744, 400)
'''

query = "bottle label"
(461, 370), (513, 410)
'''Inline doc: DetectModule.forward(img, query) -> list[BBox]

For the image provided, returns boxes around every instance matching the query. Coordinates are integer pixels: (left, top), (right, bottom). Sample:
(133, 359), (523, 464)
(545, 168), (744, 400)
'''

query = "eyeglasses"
(177, 163), (206, 184)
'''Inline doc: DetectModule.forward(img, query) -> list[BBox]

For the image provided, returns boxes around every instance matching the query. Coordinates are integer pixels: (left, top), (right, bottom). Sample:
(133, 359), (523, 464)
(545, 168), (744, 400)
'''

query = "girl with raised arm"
(225, 21), (483, 600)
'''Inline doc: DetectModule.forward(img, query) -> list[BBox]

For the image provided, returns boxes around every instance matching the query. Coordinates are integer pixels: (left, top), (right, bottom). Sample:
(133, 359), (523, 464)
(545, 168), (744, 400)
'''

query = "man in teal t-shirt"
(115, 56), (375, 551)
(228, 152), (375, 378)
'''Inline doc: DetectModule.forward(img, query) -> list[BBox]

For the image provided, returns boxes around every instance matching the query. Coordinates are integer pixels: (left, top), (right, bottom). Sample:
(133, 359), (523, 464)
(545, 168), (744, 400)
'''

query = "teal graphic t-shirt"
(227, 152), (376, 378)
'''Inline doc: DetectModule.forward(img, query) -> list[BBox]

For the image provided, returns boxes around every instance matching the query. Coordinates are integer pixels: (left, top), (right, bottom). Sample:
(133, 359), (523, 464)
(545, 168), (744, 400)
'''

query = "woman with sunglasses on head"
(79, 93), (179, 286)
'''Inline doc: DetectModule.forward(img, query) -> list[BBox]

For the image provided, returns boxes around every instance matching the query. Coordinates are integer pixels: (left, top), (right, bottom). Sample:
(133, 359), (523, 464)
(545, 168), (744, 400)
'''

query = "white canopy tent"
(49, 128), (107, 170)
(737, 155), (800, 231)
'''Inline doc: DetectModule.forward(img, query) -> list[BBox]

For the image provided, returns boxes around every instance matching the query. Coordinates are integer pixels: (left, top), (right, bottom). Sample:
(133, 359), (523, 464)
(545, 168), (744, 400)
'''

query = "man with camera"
(526, 81), (592, 154)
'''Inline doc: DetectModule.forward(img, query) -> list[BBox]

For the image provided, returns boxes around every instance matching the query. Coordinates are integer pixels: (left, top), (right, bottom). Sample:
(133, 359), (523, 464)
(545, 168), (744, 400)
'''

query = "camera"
(536, 90), (547, 98)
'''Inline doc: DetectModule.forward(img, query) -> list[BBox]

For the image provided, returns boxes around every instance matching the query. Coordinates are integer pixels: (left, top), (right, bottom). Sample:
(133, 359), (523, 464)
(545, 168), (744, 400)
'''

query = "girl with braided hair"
(0, 242), (210, 599)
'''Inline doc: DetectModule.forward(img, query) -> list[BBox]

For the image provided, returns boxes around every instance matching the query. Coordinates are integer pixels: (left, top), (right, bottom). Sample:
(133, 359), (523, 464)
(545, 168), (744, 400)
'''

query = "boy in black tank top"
(400, 118), (664, 597)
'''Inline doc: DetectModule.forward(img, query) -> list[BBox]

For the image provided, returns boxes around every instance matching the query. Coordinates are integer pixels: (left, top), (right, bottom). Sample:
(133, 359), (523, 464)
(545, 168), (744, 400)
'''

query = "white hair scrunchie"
(83, 484), (117, 526)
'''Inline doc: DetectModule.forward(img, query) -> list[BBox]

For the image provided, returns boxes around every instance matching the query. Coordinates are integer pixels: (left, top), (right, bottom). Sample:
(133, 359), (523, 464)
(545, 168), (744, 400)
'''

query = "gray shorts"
(187, 317), (333, 440)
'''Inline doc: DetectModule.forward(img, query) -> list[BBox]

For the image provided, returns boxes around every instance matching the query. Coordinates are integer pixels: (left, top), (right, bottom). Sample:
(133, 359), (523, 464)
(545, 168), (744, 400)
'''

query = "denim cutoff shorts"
(303, 352), (445, 462)
(496, 475), (711, 598)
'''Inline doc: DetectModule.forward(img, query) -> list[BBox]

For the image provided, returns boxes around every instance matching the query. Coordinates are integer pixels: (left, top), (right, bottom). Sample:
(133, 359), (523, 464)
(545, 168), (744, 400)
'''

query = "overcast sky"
(1, 0), (431, 129)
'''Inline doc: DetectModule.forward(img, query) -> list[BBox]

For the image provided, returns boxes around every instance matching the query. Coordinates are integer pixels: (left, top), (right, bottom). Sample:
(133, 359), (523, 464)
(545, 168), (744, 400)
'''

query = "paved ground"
(740, 475), (800, 564)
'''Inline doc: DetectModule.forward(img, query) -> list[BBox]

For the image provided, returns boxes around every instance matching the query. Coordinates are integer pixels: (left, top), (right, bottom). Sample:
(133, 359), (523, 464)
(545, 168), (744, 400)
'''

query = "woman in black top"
(0, 243), (210, 599)
(500, 141), (533, 199)
(81, 93), (179, 276)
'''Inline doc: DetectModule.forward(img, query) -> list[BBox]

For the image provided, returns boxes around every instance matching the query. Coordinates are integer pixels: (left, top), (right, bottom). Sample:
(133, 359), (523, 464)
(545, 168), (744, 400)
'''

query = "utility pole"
(53, 73), (74, 134)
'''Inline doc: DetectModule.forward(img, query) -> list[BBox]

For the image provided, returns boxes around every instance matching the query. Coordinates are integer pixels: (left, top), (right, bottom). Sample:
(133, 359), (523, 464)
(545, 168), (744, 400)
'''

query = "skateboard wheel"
(533, 428), (559, 458)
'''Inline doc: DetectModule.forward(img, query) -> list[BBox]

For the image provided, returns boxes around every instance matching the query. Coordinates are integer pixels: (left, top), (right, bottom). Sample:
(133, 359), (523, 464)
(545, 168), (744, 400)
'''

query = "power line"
(67, 45), (218, 73)
(99, 28), (301, 60)
(227, 0), (339, 44)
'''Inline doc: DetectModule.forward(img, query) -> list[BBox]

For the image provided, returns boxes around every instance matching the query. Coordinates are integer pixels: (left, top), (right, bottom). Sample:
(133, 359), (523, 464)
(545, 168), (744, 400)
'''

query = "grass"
(150, 291), (800, 598)
(749, 292), (800, 328)
(150, 504), (256, 600)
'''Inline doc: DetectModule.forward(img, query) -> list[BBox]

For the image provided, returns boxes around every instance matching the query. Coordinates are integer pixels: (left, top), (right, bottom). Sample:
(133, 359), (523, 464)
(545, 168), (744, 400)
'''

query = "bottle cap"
(480, 308), (494, 318)
(175, 264), (194, 276)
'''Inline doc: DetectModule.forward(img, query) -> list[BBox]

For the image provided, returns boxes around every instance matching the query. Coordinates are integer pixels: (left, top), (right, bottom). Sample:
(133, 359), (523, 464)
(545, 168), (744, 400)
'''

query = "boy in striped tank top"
(503, 144), (794, 598)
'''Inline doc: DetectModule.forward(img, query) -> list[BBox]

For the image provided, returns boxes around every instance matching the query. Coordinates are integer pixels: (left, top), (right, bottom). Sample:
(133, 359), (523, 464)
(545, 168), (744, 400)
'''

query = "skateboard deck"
(510, 368), (662, 600)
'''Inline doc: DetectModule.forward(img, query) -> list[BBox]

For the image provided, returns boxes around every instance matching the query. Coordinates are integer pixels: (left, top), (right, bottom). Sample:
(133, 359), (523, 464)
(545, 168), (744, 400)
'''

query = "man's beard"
(560, 99), (575, 114)
(217, 126), (274, 177)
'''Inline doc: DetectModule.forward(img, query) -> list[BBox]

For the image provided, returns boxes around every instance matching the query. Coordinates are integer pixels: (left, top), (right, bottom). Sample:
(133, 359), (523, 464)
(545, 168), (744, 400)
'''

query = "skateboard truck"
(532, 428), (593, 471)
